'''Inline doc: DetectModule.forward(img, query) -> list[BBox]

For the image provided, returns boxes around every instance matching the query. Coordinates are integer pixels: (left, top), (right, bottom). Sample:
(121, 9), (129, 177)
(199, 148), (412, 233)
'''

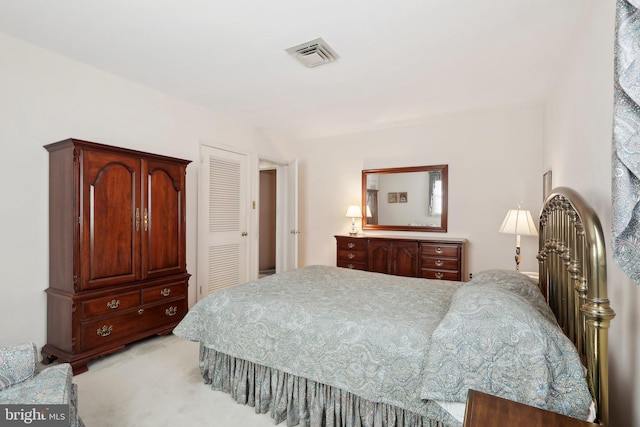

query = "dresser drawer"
(143, 282), (186, 304)
(421, 243), (460, 258)
(421, 269), (461, 281)
(337, 260), (367, 271)
(81, 292), (141, 318)
(337, 249), (367, 263)
(420, 257), (459, 271)
(337, 238), (367, 251)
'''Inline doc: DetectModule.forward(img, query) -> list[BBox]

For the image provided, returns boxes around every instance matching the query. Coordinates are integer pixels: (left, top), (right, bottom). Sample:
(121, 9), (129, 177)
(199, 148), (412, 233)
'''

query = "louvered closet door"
(198, 145), (249, 299)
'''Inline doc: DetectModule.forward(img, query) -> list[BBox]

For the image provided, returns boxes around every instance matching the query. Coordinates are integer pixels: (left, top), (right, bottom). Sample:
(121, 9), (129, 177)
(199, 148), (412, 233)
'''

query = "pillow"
(421, 279), (593, 420)
(467, 269), (556, 323)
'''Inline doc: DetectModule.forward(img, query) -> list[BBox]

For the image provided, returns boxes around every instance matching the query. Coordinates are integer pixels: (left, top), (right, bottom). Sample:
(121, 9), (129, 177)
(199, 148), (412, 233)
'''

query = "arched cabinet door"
(369, 239), (418, 277)
(141, 159), (187, 280)
(80, 149), (141, 290)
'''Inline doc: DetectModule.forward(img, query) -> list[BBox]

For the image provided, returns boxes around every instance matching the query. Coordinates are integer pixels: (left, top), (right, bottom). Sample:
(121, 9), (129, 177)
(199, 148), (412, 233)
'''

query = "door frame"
(255, 155), (298, 275)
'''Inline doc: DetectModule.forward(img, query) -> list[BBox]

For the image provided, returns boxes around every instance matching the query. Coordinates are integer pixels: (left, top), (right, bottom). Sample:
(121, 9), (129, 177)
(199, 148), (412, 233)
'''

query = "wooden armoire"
(42, 139), (191, 373)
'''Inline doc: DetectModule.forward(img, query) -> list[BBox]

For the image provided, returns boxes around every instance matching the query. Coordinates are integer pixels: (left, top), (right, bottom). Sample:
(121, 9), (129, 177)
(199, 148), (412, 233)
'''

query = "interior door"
(198, 145), (250, 299)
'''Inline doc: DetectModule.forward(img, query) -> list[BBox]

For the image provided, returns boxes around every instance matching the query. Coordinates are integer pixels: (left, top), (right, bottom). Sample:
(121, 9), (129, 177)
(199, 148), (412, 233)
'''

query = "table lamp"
(499, 208), (538, 271)
(345, 205), (362, 236)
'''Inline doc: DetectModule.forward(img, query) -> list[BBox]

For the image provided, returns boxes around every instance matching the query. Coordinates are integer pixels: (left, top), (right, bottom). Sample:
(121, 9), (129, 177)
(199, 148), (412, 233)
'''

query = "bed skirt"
(199, 345), (457, 427)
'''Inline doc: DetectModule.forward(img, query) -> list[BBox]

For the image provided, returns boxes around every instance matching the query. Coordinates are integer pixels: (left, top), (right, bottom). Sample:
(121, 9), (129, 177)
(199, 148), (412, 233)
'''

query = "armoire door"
(141, 158), (187, 280)
(80, 149), (141, 290)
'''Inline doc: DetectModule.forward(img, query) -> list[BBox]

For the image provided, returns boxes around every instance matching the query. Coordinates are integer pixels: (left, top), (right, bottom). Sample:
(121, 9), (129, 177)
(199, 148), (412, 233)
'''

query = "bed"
(174, 187), (615, 427)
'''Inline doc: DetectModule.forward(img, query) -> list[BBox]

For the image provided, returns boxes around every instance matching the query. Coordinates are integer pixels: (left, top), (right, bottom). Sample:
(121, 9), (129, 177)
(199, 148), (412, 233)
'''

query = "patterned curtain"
(612, 0), (640, 282)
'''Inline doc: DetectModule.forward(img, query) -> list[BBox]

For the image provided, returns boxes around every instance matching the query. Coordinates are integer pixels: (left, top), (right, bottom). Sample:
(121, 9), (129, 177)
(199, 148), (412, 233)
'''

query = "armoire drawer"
(80, 309), (149, 350)
(143, 282), (186, 304)
(79, 299), (187, 351)
(81, 292), (141, 318)
(143, 298), (187, 326)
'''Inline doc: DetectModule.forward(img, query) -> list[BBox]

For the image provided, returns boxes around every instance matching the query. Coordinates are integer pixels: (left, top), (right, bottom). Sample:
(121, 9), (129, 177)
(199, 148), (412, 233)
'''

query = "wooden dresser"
(335, 235), (468, 281)
(42, 139), (191, 373)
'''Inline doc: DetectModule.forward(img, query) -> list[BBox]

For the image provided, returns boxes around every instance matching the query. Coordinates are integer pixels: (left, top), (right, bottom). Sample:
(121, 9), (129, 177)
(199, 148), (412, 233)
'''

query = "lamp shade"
(345, 205), (362, 218)
(498, 209), (538, 236)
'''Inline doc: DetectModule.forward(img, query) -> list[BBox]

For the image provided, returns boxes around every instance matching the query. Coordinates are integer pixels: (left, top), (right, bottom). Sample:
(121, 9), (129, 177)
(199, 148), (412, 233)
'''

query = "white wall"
(544, 1), (635, 426)
(288, 105), (543, 277)
(0, 33), (284, 349)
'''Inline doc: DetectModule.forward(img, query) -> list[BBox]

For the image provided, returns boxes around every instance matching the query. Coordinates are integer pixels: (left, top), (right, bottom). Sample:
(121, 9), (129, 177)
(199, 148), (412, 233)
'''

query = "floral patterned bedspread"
(174, 266), (592, 420)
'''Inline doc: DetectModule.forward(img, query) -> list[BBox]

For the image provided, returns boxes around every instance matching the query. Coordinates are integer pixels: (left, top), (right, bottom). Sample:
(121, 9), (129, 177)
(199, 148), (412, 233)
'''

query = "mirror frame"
(362, 164), (448, 232)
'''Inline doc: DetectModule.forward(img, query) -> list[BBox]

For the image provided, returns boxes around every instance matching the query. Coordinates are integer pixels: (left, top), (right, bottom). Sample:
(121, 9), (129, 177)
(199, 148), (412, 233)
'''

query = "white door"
(198, 145), (250, 299)
(285, 158), (299, 270)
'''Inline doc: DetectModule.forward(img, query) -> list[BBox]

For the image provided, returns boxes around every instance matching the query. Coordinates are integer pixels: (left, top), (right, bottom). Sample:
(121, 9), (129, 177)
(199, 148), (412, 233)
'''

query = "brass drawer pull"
(106, 299), (120, 309)
(347, 264), (355, 269)
(348, 253), (355, 259)
(435, 260), (444, 267)
(97, 325), (113, 337)
(435, 247), (444, 254)
(165, 306), (178, 316)
(435, 272), (444, 279)
(161, 288), (171, 297)
(348, 242), (355, 248)
(138, 308), (144, 315)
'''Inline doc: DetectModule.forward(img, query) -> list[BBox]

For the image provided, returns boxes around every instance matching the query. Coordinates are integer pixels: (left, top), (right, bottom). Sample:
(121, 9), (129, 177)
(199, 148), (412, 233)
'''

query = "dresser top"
(335, 235), (468, 244)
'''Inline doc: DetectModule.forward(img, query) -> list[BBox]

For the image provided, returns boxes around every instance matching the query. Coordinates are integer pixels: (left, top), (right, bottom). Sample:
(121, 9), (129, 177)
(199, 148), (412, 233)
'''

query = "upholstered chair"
(0, 342), (83, 427)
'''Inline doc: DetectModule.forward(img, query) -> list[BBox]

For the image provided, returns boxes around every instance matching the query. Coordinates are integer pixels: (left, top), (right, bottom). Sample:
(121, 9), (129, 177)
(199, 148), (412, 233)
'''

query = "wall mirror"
(362, 165), (448, 232)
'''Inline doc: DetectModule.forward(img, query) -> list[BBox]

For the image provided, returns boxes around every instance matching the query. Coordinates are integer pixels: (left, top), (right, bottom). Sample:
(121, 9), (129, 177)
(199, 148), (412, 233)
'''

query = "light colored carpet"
(72, 334), (277, 427)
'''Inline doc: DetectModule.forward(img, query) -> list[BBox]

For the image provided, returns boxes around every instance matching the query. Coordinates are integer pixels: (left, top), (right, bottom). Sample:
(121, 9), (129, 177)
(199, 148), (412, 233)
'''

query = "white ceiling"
(0, 0), (593, 142)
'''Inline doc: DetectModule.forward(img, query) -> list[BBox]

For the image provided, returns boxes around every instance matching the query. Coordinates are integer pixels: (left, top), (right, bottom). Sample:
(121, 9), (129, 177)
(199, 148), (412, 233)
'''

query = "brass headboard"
(537, 187), (616, 426)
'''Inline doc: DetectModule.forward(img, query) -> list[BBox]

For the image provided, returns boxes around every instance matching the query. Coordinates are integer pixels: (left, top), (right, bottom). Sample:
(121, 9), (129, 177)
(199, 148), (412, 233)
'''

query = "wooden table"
(463, 390), (599, 427)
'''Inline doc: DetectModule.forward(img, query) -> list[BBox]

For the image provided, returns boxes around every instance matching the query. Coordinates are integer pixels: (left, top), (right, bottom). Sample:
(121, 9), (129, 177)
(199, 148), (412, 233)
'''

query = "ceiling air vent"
(285, 37), (340, 68)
